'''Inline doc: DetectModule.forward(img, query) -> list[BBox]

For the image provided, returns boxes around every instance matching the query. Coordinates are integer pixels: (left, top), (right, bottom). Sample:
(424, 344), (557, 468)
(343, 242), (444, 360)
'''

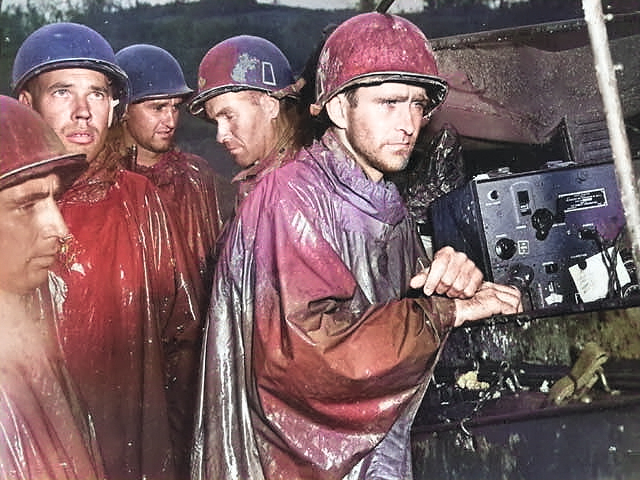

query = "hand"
(453, 281), (523, 327)
(409, 246), (483, 299)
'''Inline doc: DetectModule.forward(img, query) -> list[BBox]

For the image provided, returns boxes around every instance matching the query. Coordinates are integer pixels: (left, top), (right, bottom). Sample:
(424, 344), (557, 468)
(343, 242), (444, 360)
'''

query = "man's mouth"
(66, 131), (95, 145)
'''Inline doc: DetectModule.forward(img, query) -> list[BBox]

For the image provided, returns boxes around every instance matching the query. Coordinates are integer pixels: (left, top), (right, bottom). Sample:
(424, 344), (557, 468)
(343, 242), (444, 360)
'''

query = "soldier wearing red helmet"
(194, 12), (522, 480)
(0, 95), (105, 480)
(189, 35), (311, 202)
(115, 43), (232, 298)
(13, 23), (203, 480)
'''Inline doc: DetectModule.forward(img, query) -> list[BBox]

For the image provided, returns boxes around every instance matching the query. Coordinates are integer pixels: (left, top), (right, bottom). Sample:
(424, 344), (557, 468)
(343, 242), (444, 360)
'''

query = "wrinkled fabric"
(193, 130), (457, 480)
(134, 148), (227, 293)
(0, 276), (105, 480)
(54, 145), (203, 480)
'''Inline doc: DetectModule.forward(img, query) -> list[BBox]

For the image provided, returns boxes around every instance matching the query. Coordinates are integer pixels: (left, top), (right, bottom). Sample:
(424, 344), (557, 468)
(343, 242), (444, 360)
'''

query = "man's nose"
(42, 197), (70, 240)
(216, 121), (230, 144)
(72, 96), (91, 120)
(163, 109), (178, 129)
(396, 105), (417, 136)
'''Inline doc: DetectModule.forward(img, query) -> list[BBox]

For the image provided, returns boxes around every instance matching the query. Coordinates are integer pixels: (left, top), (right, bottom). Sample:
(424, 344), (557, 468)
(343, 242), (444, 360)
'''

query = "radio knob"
(495, 238), (517, 260)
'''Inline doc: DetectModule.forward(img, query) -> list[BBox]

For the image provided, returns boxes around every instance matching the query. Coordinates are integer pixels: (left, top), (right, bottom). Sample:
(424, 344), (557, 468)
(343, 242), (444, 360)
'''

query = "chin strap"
(108, 99), (120, 128)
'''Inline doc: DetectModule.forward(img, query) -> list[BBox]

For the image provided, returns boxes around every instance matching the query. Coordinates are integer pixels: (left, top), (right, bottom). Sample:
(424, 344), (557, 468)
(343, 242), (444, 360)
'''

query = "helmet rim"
(12, 58), (128, 101)
(0, 153), (88, 191)
(311, 71), (448, 116)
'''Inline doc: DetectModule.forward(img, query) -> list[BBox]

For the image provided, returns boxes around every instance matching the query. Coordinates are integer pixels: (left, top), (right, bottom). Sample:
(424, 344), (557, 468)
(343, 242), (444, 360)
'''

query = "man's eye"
(413, 102), (428, 113)
(52, 89), (69, 97)
(17, 202), (36, 213)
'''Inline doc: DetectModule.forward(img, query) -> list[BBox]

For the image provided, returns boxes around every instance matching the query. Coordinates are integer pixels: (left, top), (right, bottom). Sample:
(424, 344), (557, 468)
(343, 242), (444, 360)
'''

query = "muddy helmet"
(311, 12), (448, 116)
(188, 35), (295, 118)
(11, 22), (129, 109)
(116, 44), (193, 104)
(0, 95), (87, 191)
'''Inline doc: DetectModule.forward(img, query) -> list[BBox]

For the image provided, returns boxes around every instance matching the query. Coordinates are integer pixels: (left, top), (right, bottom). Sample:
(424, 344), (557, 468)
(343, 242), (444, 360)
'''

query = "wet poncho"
(193, 130), (457, 480)
(0, 276), (105, 480)
(134, 148), (230, 293)
(54, 146), (203, 480)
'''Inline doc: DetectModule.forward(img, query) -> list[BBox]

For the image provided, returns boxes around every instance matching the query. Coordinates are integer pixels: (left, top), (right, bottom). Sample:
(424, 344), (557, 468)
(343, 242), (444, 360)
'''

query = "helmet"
(11, 22), (128, 107)
(0, 95), (87, 191)
(116, 44), (193, 103)
(311, 13), (448, 115)
(188, 35), (294, 118)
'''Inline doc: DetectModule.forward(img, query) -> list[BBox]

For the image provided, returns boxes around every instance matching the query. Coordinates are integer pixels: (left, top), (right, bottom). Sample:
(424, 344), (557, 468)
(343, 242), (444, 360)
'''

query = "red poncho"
(54, 147), (203, 480)
(134, 148), (230, 292)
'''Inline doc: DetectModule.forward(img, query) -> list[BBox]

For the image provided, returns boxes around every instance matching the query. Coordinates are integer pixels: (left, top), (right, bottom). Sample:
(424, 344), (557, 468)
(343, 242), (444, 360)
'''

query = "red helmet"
(188, 35), (295, 118)
(311, 12), (448, 115)
(0, 95), (87, 191)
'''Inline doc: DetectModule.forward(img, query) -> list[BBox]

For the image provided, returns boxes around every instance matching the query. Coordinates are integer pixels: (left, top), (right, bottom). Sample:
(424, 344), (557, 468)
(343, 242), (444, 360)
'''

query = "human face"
(0, 174), (69, 295)
(123, 97), (182, 167)
(19, 68), (113, 164)
(204, 90), (278, 168)
(330, 82), (429, 182)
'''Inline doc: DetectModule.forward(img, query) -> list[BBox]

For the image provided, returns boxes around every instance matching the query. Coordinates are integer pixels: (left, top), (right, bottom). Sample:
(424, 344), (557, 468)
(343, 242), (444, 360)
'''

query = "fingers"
(416, 246), (483, 298)
(454, 282), (522, 327)
(479, 282), (523, 312)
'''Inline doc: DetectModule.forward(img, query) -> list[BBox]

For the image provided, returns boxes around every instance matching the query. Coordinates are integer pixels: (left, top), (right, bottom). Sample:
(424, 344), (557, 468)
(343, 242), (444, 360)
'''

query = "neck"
(134, 147), (162, 167)
(0, 288), (38, 321)
(330, 127), (384, 183)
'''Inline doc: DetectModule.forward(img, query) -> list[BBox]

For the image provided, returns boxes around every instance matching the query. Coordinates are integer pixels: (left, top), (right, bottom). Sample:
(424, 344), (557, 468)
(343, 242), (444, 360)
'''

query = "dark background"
(1, 0), (638, 177)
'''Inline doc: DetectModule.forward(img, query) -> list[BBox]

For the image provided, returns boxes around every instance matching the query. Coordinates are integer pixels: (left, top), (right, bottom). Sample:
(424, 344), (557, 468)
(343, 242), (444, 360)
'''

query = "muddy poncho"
(193, 130), (457, 480)
(0, 277), (105, 480)
(134, 148), (229, 293)
(54, 146), (203, 480)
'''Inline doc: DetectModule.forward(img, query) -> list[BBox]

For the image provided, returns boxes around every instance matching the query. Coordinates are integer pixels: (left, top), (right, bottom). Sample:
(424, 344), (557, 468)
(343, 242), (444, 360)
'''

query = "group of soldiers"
(0, 10), (522, 480)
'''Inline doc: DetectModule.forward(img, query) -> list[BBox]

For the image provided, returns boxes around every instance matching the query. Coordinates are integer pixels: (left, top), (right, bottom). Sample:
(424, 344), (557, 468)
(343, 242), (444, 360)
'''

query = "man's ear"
(120, 103), (129, 122)
(260, 94), (281, 121)
(18, 90), (33, 107)
(325, 94), (349, 130)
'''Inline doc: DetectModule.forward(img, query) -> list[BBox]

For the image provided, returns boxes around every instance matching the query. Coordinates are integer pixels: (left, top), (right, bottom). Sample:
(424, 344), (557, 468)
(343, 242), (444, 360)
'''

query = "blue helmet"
(11, 22), (128, 107)
(188, 35), (294, 118)
(116, 44), (193, 104)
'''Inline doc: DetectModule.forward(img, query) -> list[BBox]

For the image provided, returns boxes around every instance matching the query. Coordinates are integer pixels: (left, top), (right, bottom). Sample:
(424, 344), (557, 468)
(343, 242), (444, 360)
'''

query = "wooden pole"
(582, 0), (640, 272)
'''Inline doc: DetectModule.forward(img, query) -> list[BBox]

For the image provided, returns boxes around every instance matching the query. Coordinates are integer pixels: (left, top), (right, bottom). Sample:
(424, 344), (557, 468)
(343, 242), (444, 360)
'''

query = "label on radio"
(558, 188), (608, 213)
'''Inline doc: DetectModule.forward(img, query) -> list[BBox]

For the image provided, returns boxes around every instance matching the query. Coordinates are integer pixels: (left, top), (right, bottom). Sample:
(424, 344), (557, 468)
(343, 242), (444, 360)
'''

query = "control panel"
(429, 162), (628, 312)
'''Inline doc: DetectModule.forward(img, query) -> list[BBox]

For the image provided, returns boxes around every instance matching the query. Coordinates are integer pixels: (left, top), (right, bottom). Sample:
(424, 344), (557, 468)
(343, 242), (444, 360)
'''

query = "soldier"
(0, 95), (104, 480)
(188, 35), (311, 203)
(116, 43), (231, 292)
(192, 13), (521, 480)
(12, 23), (203, 480)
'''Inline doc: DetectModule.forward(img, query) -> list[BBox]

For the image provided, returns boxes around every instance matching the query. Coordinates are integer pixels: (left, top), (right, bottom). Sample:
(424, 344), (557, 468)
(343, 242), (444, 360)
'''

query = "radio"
(429, 162), (630, 313)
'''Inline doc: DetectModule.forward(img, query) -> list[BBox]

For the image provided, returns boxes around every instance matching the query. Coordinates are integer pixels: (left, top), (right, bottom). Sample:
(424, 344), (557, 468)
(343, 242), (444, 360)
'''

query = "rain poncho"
(0, 276), (104, 480)
(54, 145), (203, 480)
(134, 148), (228, 293)
(193, 130), (457, 480)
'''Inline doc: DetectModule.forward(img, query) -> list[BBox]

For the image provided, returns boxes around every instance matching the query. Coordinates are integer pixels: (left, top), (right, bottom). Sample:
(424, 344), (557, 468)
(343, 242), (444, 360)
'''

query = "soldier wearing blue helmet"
(115, 43), (230, 310)
(13, 23), (204, 480)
